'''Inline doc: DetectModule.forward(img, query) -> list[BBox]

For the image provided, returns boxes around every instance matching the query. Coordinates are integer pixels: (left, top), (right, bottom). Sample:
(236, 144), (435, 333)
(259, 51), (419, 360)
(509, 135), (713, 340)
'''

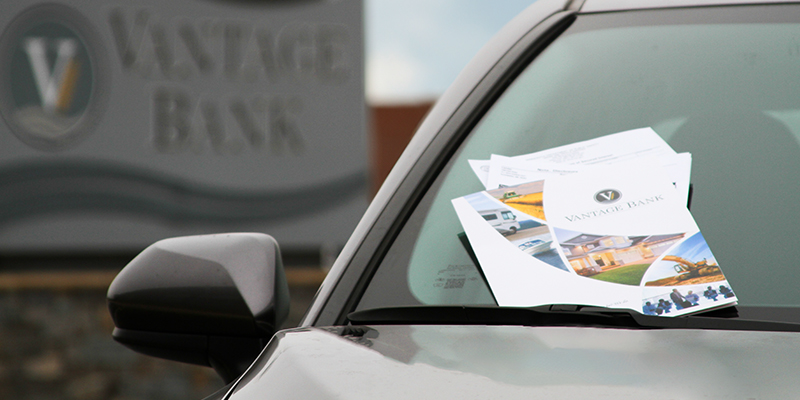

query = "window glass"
(357, 7), (800, 310)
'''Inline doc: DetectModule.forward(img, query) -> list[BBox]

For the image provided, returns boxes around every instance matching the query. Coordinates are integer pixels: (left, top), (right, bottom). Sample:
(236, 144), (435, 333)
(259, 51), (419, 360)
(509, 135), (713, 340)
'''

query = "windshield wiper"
(348, 305), (800, 332)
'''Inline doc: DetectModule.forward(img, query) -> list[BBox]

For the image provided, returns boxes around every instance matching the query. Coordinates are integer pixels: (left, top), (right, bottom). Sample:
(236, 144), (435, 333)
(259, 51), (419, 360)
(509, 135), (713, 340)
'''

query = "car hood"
(228, 325), (800, 399)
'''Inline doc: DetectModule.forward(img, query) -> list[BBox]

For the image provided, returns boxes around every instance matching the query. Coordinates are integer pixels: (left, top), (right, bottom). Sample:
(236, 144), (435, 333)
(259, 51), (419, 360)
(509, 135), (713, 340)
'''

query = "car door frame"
(307, 6), (580, 327)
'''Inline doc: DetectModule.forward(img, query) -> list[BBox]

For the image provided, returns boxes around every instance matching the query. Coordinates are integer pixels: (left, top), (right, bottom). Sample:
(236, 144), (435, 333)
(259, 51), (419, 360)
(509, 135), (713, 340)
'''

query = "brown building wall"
(369, 101), (435, 195)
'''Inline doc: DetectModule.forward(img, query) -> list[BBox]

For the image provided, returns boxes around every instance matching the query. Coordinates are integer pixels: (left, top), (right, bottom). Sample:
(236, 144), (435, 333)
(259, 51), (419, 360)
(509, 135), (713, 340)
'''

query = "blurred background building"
(0, 0), (531, 398)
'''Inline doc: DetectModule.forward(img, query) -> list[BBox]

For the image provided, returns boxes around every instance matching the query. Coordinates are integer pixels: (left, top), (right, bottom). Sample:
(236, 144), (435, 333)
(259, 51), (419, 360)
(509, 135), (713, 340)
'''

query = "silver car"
(108, 1), (800, 398)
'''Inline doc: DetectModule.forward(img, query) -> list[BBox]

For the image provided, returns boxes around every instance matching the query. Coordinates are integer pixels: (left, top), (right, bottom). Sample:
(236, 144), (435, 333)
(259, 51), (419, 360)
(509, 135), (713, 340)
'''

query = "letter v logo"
(594, 189), (622, 204)
(23, 37), (80, 115)
(0, 4), (106, 150)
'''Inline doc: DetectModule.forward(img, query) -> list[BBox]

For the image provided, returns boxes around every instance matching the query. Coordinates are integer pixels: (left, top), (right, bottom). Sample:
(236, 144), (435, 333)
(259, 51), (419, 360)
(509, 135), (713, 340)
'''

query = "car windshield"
(356, 5), (800, 315)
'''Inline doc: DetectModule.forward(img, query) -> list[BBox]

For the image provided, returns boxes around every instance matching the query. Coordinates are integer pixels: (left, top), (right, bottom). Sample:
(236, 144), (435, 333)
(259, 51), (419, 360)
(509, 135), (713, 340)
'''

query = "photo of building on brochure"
(463, 192), (568, 272)
(553, 228), (686, 286)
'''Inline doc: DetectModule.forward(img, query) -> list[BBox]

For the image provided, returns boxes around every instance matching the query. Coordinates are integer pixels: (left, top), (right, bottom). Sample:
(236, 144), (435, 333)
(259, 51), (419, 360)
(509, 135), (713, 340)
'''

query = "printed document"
(453, 129), (735, 317)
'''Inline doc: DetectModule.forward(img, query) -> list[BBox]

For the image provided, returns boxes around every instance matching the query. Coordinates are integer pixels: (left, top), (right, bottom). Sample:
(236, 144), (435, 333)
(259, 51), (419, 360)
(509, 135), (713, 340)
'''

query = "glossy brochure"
(452, 161), (737, 316)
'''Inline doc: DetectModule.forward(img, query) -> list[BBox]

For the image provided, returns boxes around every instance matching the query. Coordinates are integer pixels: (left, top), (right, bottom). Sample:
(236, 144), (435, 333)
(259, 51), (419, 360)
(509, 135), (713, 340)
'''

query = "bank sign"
(0, 1), (366, 251)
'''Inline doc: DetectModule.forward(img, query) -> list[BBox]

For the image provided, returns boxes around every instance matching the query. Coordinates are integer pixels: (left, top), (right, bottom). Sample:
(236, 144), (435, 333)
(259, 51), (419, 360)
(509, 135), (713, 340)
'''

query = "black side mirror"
(107, 233), (290, 383)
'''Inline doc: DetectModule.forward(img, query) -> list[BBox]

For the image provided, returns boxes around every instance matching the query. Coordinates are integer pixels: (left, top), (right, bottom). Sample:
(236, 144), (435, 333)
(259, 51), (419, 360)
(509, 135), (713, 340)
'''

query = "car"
(480, 208), (521, 235)
(106, 0), (800, 398)
(517, 239), (553, 256)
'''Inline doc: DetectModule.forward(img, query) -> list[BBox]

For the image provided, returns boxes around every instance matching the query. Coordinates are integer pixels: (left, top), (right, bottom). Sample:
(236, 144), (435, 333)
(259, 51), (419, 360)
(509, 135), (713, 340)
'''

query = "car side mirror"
(107, 233), (290, 383)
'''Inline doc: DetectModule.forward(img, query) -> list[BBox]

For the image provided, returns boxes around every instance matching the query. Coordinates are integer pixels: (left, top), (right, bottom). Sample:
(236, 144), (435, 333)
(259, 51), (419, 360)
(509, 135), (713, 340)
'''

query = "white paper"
(508, 127), (676, 166)
(468, 159), (490, 188)
(487, 152), (693, 203)
(452, 162), (736, 316)
(470, 127), (679, 189)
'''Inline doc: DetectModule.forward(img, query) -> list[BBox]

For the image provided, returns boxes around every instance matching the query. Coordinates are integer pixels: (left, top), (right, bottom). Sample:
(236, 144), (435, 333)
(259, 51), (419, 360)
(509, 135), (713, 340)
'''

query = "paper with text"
(453, 162), (735, 316)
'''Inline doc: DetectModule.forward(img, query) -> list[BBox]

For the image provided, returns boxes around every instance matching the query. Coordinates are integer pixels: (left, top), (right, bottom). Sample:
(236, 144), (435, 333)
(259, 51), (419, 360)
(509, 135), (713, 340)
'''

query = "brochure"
(453, 131), (736, 317)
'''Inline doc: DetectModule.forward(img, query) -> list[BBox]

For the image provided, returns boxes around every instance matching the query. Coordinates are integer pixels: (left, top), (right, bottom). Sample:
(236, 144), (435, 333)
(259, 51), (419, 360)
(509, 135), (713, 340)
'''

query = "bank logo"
(594, 189), (622, 204)
(24, 37), (81, 115)
(0, 5), (106, 150)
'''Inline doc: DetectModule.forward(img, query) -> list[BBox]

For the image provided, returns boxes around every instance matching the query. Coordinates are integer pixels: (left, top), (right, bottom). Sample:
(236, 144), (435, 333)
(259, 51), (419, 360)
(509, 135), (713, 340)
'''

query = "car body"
(107, 0), (800, 399)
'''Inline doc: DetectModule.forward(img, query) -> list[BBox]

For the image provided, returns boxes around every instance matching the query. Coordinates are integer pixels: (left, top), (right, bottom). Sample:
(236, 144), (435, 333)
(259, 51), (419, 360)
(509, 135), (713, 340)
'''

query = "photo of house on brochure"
(452, 160), (737, 317)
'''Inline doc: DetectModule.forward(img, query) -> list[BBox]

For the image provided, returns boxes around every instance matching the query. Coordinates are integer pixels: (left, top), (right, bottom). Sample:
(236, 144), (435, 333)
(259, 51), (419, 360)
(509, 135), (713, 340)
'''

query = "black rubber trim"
(348, 305), (800, 333)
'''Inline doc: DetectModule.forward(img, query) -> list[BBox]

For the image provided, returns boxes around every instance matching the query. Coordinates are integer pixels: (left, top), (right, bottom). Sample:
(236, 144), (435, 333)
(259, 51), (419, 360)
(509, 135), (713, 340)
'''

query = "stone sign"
(0, 0), (366, 252)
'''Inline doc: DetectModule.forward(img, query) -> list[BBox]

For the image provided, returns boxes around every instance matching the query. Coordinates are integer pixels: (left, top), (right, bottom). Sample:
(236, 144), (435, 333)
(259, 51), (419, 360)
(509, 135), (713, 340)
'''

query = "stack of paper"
(452, 128), (737, 316)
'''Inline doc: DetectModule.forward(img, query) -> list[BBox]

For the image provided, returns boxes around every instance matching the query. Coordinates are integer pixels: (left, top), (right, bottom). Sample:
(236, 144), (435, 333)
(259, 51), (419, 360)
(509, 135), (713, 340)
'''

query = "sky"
(365, 0), (535, 104)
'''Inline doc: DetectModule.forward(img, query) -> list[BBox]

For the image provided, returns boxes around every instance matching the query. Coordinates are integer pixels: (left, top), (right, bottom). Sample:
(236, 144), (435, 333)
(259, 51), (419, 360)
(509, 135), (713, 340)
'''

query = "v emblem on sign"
(23, 37), (80, 114)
